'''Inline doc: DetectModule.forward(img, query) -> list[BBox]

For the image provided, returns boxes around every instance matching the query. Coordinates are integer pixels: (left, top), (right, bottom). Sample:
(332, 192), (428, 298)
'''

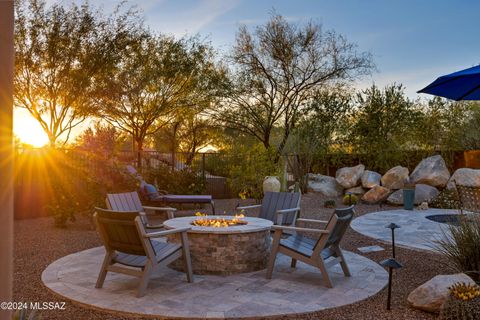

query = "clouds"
(144, 0), (241, 37)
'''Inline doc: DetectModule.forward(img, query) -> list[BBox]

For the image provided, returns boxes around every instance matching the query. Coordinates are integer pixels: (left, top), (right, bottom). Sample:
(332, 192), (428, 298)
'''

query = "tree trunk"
(136, 139), (143, 169)
(275, 126), (291, 163)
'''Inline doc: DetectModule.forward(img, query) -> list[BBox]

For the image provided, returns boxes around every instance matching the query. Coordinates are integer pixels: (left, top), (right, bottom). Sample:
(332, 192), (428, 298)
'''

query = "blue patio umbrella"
(418, 64), (480, 100)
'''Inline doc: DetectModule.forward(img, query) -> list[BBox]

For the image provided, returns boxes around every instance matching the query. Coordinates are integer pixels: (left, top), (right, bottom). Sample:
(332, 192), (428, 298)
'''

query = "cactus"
(343, 194), (358, 205)
(439, 282), (480, 320)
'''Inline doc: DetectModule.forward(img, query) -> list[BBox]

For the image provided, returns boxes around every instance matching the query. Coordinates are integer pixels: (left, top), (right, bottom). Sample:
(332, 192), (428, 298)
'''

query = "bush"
(430, 189), (461, 209)
(142, 164), (206, 195)
(324, 200), (336, 208)
(434, 215), (480, 283)
(343, 194), (358, 205)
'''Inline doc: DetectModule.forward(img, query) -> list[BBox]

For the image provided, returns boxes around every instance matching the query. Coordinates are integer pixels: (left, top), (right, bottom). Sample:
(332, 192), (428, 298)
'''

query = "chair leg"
(266, 231), (282, 279)
(180, 232), (194, 283)
(211, 200), (215, 215)
(95, 251), (114, 289)
(290, 258), (297, 268)
(137, 262), (153, 298)
(335, 247), (351, 277)
(317, 259), (333, 288)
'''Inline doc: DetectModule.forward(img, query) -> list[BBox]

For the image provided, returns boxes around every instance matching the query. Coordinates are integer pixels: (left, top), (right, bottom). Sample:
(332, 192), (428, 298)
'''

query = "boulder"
(361, 185), (390, 204)
(407, 273), (476, 313)
(381, 166), (409, 189)
(335, 164), (365, 189)
(361, 170), (382, 189)
(410, 155), (450, 188)
(447, 168), (480, 190)
(345, 186), (366, 195)
(307, 173), (344, 197)
(386, 184), (440, 205)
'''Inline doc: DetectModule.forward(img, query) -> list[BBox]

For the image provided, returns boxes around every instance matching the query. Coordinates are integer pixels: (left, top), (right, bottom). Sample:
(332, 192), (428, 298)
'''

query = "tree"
(99, 33), (226, 167)
(287, 86), (353, 188)
(350, 84), (422, 171)
(216, 14), (373, 160)
(76, 122), (118, 158)
(14, 0), (134, 147)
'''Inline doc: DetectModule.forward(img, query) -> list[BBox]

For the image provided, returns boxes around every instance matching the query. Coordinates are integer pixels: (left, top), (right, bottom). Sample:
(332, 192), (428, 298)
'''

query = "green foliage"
(343, 194), (358, 205)
(350, 84), (423, 172)
(43, 149), (137, 227)
(324, 200), (336, 208)
(440, 282), (480, 320)
(142, 165), (206, 195)
(228, 145), (280, 199)
(434, 215), (480, 283)
(12, 309), (41, 320)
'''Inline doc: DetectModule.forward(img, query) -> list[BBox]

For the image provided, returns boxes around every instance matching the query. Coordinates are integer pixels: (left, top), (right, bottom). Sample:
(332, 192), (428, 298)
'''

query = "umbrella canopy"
(418, 65), (480, 101)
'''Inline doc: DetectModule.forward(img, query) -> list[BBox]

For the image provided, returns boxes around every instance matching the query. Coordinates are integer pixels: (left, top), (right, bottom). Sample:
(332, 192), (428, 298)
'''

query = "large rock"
(407, 273), (476, 313)
(410, 155), (450, 188)
(361, 170), (382, 189)
(381, 166), (409, 189)
(387, 184), (440, 205)
(362, 185), (390, 204)
(447, 168), (480, 190)
(307, 173), (344, 197)
(335, 164), (365, 189)
(345, 186), (366, 195)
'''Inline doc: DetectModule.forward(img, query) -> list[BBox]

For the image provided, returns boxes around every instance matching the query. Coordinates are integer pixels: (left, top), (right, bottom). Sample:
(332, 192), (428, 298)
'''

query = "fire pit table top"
(163, 215), (273, 234)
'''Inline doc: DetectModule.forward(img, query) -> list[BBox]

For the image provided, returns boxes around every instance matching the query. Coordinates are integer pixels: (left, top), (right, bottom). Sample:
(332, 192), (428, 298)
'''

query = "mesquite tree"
(217, 14), (373, 160)
(99, 33), (226, 167)
(14, 0), (135, 147)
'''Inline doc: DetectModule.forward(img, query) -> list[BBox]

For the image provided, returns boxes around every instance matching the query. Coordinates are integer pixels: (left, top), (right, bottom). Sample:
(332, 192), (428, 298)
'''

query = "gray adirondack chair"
(236, 192), (301, 225)
(266, 206), (355, 288)
(93, 208), (193, 297)
(106, 192), (176, 227)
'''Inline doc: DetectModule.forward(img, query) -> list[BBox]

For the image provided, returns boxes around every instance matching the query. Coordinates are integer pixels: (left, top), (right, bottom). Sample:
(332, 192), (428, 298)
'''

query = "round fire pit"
(164, 215), (273, 275)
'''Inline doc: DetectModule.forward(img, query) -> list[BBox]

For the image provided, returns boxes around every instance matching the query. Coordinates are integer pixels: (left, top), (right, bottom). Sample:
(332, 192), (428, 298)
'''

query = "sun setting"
(14, 109), (49, 147)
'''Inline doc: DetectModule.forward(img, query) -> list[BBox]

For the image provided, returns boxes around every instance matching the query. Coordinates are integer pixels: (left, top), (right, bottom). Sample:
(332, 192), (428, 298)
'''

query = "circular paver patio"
(351, 208), (460, 251)
(42, 246), (387, 319)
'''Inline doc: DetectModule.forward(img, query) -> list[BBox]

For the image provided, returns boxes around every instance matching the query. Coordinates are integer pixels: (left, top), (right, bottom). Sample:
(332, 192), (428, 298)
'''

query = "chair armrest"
(272, 225), (330, 234)
(142, 206), (176, 212)
(145, 223), (165, 229)
(144, 227), (191, 238)
(236, 204), (262, 211)
(296, 218), (328, 224)
(275, 207), (301, 225)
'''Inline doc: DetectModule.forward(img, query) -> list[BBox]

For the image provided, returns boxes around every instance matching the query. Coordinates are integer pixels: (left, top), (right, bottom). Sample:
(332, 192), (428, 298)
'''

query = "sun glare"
(14, 109), (50, 147)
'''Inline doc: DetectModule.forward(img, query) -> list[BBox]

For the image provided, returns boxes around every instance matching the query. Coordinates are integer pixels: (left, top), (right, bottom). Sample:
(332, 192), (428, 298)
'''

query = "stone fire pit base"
(168, 230), (271, 275)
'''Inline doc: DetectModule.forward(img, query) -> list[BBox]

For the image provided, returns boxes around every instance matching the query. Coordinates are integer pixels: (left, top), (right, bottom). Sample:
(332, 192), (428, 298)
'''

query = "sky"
(16, 0), (480, 146)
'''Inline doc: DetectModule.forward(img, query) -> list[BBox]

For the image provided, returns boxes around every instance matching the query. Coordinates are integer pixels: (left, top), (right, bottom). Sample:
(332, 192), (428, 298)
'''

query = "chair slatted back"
(94, 208), (150, 256)
(106, 192), (144, 212)
(455, 182), (480, 213)
(260, 192), (301, 224)
(314, 206), (355, 253)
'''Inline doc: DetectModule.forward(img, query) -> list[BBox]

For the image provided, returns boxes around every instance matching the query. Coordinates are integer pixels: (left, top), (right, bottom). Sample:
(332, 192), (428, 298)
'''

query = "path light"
(380, 258), (403, 310)
(385, 223), (400, 258)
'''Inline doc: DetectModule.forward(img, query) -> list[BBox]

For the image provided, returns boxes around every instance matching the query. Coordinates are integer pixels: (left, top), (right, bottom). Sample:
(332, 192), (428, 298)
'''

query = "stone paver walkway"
(351, 208), (459, 251)
(42, 247), (387, 319)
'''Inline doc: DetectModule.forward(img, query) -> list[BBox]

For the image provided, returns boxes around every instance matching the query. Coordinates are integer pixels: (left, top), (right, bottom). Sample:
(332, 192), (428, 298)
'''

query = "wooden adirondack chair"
(106, 192), (176, 227)
(266, 206), (355, 288)
(93, 208), (193, 297)
(236, 192), (301, 225)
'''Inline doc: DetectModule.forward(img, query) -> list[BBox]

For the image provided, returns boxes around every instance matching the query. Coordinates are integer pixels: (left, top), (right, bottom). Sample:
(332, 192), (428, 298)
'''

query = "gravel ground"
(13, 193), (450, 320)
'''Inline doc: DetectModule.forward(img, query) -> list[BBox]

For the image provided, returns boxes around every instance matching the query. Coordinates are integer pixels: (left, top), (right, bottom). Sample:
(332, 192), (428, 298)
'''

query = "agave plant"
(12, 309), (40, 320)
(434, 215), (480, 283)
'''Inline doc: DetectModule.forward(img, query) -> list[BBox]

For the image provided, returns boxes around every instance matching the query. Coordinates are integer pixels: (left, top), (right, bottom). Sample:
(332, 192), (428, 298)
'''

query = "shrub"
(142, 164), (206, 195)
(434, 215), (480, 283)
(324, 200), (336, 208)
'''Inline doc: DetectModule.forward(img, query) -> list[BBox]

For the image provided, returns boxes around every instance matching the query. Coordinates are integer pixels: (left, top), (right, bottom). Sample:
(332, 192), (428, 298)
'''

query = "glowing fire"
(192, 213), (247, 228)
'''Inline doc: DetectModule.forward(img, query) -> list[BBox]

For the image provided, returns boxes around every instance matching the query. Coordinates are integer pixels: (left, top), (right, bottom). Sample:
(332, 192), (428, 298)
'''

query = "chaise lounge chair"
(266, 206), (355, 288)
(93, 208), (193, 297)
(236, 191), (301, 225)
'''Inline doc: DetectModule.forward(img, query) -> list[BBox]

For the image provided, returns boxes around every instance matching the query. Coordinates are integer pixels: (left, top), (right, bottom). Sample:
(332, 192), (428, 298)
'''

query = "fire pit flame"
(192, 213), (247, 227)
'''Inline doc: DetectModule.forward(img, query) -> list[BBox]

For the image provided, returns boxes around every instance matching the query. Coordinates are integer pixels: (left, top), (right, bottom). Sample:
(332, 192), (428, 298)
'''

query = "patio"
(42, 246), (387, 319)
